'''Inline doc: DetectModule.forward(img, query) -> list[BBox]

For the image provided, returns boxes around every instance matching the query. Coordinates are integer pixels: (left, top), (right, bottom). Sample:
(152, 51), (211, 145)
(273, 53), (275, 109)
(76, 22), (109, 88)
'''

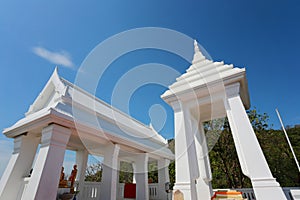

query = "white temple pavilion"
(1, 40), (296, 200)
(162, 41), (288, 200)
(0, 68), (173, 200)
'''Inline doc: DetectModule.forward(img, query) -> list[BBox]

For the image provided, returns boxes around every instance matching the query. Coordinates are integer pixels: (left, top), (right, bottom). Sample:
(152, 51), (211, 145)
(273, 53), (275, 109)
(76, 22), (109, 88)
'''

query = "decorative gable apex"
(25, 67), (67, 116)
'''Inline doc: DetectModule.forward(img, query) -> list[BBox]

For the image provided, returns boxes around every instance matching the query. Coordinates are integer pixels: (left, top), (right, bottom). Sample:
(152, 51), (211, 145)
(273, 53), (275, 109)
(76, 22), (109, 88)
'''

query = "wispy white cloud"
(32, 46), (74, 68)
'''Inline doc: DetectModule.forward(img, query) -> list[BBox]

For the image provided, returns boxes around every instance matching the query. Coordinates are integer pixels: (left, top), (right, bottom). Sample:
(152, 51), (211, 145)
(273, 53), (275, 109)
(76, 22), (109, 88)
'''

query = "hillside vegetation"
(168, 109), (300, 189)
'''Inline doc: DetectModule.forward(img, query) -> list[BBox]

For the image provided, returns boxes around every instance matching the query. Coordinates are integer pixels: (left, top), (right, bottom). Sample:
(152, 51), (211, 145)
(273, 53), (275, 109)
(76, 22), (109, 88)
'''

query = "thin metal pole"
(276, 108), (300, 173)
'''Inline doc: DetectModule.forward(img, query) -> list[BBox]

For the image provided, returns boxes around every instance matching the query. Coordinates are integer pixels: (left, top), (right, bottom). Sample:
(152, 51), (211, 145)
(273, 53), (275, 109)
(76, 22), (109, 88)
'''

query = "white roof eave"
(3, 108), (54, 138)
(161, 68), (250, 108)
(3, 106), (174, 159)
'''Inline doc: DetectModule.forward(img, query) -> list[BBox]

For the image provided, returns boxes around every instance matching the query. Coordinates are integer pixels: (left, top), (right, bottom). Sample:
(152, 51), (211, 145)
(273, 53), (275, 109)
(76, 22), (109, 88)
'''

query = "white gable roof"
(4, 68), (173, 159)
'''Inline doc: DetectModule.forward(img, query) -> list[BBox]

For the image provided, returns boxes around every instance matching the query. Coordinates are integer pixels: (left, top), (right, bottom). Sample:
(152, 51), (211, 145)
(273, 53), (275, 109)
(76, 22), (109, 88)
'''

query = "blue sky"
(0, 0), (300, 177)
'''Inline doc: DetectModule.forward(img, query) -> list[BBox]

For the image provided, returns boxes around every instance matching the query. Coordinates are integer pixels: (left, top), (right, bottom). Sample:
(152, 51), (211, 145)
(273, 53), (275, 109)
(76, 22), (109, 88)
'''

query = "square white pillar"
(22, 124), (71, 200)
(116, 159), (120, 183)
(224, 83), (287, 200)
(100, 144), (120, 200)
(194, 122), (213, 199)
(134, 153), (149, 200)
(157, 158), (170, 199)
(0, 134), (39, 200)
(172, 102), (199, 200)
(132, 162), (136, 183)
(117, 160), (123, 199)
(75, 149), (88, 200)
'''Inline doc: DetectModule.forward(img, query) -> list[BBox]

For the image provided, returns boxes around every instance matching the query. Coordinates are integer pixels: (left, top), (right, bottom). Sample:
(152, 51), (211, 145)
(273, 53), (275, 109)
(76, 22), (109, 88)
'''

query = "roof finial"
(192, 39), (205, 64)
(51, 66), (59, 78)
(194, 40), (200, 52)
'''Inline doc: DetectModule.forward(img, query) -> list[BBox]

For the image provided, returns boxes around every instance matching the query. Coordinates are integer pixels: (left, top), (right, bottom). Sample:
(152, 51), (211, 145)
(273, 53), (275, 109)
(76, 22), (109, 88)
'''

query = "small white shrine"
(0, 68), (174, 200)
(162, 41), (287, 200)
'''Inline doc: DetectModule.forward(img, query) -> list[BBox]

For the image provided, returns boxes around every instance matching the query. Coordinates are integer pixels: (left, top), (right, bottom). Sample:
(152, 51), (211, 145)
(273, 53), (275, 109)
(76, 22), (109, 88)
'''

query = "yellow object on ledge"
(211, 190), (247, 200)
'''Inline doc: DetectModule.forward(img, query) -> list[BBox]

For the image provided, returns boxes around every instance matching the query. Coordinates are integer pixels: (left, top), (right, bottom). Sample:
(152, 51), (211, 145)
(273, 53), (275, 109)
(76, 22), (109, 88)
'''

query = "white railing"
(214, 187), (300, 200)
(282, 187), (299, 200)
(80, 182), (160, 200)
(118, 183), (125, 199)
(15, 179), (300, 200)
(78, 183), (300, 200)
(234, 188), (256, 200)
(81, 181), (101, 200)
(149, 183), (159, 199)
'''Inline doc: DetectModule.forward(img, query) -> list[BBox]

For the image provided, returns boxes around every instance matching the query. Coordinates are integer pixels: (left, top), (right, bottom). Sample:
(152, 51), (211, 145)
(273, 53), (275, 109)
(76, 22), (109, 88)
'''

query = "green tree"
(84, 160), (160, 184)
(169, 108), (300, 189)
(85, 162), (102, 182)
(209, 108), (270, 188)
(148, 161), (158, 183)
(168, 161), (175, 189)
(260, 127), (299, 187)
(119, 161), (133, 183)
(168, 139), (175, 189)
(209, 108), (300, 188)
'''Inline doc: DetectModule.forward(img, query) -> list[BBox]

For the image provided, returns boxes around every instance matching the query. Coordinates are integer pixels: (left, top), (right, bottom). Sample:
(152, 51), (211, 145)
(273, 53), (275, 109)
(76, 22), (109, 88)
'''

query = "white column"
(0, 134), (39, 200)
(22, 124), (71, 200)
(194, 122), (213, 199)
(117, 160), (122, 199)
(116, 160), (120, 184)
(75, 149), (88, 200)
(132, 162), (136, 183)
(134, 153), (149, 200)
(172, 102), (199, 200)
(157, 158), (170, 200)
(224, 83), (287, 200)
(100, 144), (120, 200)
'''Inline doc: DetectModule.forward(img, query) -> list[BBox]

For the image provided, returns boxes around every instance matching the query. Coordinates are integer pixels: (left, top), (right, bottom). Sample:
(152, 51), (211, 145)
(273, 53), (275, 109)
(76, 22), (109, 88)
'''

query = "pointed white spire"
(192, 40), (205, 64)
(51, 66), (59, 78)
(25, 66), (65, 116)
(50, 66), (65, 93)
(194, 40), (200, 52)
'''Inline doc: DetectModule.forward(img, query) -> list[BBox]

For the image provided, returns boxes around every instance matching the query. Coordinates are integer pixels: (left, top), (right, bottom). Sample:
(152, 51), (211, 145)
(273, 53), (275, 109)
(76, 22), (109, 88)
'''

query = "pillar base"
(195, 178), (213, 199)
(174, 180), (212, 200)
(173, 182), (194, 200)
(252, 178), (287, 199)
